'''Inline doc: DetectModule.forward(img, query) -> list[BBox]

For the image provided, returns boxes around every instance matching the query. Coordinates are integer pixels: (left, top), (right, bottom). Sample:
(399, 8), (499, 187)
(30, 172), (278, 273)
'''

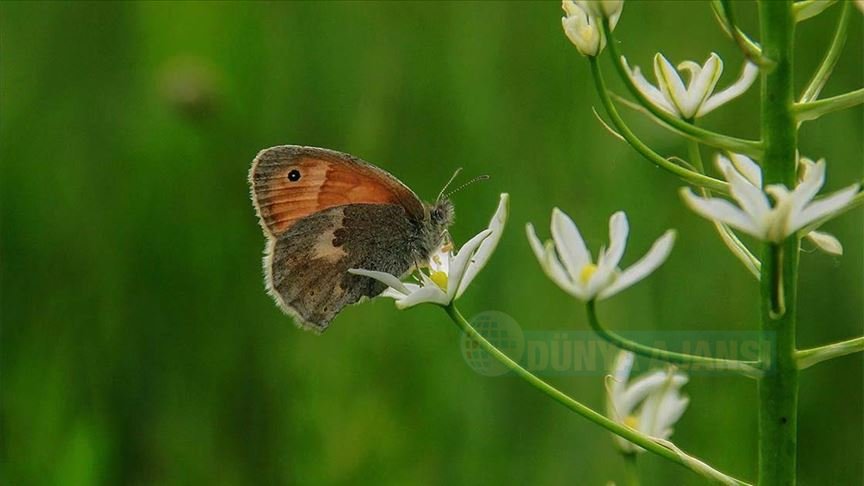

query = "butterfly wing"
(266, 204), (420, 332)
(249, 145), (430, 332)
(249, 145), (425, 237)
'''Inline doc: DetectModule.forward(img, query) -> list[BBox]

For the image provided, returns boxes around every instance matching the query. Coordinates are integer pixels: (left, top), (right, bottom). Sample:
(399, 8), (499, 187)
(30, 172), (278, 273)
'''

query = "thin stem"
(445, 305), (751, 486)
(795, 88), (864, 122)
(624, 453), (641, 486)
(714, 0), (772, 67)
(687, 139), (762, 278)
(586, 301), (763, 378)
(588, 57), (730, 193)
(758, 3), (800, 485)
(800, 0), (851, 103)
(796, 336), (864, 370)
(601, 18), (763, 158)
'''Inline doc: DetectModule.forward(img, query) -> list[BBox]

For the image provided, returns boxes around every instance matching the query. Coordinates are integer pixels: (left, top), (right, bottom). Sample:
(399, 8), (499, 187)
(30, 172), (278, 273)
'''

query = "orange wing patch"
(250, 146), (424, 236)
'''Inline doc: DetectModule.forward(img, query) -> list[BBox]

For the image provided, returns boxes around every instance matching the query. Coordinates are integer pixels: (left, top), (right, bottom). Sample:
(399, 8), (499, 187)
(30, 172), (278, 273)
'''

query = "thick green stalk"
(758, 2), (799, 485)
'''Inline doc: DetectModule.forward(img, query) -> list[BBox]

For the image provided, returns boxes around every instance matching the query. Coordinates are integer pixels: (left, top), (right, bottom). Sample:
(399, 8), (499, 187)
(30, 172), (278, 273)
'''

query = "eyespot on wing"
(249, 145), (425, 236)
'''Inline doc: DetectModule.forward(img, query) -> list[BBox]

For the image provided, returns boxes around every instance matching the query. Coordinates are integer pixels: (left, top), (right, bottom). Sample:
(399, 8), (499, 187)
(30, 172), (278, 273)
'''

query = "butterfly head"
(429, 198), (455, 229)
(419, 198), (455, 259)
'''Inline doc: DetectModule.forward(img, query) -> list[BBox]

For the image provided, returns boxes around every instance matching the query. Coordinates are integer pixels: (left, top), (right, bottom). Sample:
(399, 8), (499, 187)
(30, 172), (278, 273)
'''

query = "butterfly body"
(249, 145), (453, 332)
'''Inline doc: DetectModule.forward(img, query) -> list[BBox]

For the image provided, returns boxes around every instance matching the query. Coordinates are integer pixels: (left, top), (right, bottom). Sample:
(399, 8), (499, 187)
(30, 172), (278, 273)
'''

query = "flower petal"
(698, 61), (759, 117)
(806, 230), (843, 255)
(394, 285), (449, 309)
(720, 156), (772, 223)
(681, 188), (763, 238)
(793, 184), (860, 233)
(561, 6), (601, 57)
(722, 152), (762, 188)
(551, 207), (592, 279)
(457, 194), (509, 298)
(529, 224), (582, 296)
(655, 53), (690, 117)
(608, 350), (635, 412)
(545, 241), (583, 298)
(686, 53), (723, 117)
(654, 393), (690, 439)
(676, 60), (703, 81)
(526, 223), (547, 263)
(447, 229), (492, 299)
(598, 230), (676, 300)
(348, 268), (409, 294)
(622, 57), (676, 114)
(790, 159), (826, 211)
(603, 211), (629, 271)
(615, 370), (671, 418)
(638, 371), (689, 438)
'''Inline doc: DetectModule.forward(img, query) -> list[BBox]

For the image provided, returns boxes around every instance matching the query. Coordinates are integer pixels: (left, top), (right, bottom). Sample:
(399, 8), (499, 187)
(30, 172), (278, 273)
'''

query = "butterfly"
(249, 145), (455, 333)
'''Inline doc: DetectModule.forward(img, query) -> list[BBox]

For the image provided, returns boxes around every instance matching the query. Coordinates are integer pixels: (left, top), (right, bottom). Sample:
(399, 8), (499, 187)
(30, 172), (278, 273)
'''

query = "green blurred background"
(1, 1), (861, 484)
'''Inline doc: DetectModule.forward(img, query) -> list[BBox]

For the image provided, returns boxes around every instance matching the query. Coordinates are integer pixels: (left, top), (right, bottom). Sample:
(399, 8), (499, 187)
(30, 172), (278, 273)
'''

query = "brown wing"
(266, 204), (420, 333)
(249, 145), (425, 237)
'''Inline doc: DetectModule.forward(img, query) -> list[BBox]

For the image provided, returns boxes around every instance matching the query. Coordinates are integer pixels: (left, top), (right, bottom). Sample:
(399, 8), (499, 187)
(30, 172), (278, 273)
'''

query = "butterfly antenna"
(436, 167), (463, 203)
(444, 174), (490, 199)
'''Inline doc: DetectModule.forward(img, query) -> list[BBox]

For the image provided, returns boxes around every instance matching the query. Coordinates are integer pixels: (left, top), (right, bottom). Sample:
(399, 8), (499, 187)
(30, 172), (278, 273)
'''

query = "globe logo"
(461, 311), (525, 376)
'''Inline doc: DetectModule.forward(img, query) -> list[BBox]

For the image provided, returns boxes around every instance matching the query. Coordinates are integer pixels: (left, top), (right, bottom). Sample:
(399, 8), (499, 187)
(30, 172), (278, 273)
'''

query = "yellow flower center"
(579, 263), (598, 284)
(624, 415), (639, 429)
(430, 271), (448, 290)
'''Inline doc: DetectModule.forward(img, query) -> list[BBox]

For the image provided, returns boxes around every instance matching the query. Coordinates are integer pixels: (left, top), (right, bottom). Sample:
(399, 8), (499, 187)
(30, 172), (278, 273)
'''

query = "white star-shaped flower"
(622, 52), (758, 119)
(607, 351), (690, 454)
(682, 154), (859, 251)
(526, 210), (675, 301)
(350, 193), (508, 309)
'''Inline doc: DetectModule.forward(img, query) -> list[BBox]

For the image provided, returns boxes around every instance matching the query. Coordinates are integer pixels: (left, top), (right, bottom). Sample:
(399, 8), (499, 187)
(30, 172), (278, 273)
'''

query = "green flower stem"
(758, 2), (800, 484)
(601, 18), (763, 158)
(588, 58), (730, 193)
(624, 453), (640, 486)
(795, 88), (864, 122)
(444, 304), (751, 486)
(796, 336), (864, 370)
(800, 0), (851, 103)
(688, 138), (762, 278)
(587, 301), (763, 379)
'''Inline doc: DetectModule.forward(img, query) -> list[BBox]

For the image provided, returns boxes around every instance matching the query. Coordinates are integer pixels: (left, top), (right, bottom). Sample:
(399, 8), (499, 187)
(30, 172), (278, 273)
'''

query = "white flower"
(857, 0), (864, 14)
(623, 53), (759, 119)
(526, 210), (675, 301)
(561, 0), (622, 57)
(349, 193), (508, 309)
(797, 157), (845, 254)
(682, 154), (860, 251)
(607, 351), (689, 454)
